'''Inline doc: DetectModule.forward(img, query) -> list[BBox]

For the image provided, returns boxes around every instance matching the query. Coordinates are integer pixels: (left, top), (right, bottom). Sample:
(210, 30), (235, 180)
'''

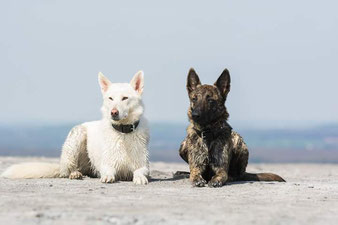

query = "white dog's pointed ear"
(130, 70), (144, 95)
(98, 72), (111, 93)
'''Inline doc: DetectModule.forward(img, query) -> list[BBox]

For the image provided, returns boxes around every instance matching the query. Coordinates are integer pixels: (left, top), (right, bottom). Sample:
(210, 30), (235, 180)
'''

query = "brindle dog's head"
(186, 68), (231, 126)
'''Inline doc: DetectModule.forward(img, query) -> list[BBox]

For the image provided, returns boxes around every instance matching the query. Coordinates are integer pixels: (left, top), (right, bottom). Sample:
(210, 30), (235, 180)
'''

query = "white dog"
(1, 71), (150, 185)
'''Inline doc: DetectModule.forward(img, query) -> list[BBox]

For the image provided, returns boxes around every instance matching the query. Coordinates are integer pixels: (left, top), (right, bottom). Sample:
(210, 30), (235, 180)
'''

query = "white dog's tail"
(1, 162), (60, 179)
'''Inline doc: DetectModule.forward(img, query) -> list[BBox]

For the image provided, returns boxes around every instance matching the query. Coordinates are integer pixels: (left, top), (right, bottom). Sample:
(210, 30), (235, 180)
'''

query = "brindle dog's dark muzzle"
(190, 106), (211, 125)
(191, 109), (201, 120)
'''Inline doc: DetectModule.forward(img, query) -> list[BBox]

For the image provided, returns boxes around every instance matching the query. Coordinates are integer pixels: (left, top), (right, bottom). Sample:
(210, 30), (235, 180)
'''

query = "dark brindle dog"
(179, 68), (285, 187)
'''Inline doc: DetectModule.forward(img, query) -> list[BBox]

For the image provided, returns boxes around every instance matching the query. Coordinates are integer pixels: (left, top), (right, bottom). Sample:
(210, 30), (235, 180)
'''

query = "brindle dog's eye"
(192, 96), (197, 102)
(122, 96), (128, 101)
(109, 97), (113, 101)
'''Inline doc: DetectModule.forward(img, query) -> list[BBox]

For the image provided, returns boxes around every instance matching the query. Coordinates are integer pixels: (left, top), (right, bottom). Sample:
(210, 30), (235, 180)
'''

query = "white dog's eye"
(122, 97), (128, 101)
(109, 97), (113, 101)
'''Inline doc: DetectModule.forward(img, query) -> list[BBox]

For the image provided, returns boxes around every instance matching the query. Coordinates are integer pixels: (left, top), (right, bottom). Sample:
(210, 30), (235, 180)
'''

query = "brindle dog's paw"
(193, 178), (207, 187)
(208, 180), (224, 188)
(69, 171), (83, 180)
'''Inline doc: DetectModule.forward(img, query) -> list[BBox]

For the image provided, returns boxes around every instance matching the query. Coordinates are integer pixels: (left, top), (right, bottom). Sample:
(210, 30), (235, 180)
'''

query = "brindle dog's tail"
(237, 172), (285, 182)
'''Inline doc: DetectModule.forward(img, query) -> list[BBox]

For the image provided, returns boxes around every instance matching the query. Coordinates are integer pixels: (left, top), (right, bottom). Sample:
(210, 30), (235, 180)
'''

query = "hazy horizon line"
(0, 119), (337, 130)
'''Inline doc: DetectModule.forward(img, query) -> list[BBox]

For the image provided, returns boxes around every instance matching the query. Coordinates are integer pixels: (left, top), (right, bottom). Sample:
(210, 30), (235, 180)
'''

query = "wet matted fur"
(179, 68), (285, 187)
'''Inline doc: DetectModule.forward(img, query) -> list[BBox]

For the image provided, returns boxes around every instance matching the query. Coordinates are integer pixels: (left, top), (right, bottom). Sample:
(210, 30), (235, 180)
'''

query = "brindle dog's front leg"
(209, 167), (228, 187)
(188, 147), (208, 187)
(189, 164), (207, 187)
(209, 143), (230, 188)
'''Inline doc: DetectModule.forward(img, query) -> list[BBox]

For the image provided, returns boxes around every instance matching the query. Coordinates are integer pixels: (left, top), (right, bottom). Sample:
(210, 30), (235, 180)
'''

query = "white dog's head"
(98, 71), (145, 125)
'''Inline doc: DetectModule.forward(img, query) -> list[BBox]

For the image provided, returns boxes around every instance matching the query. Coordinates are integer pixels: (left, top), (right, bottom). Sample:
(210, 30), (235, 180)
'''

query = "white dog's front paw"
(133, 175), (148, 185)
(69, 171), (83, 180)
(100, 175), (116, 183)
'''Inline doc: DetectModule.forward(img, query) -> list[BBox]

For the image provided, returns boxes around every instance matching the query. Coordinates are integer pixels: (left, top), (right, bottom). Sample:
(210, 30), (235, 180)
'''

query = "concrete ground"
(0, 157), (338, 225)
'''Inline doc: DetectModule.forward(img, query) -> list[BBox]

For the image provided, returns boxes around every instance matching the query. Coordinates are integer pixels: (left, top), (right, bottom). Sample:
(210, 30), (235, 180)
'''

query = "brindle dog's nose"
(111, 109), (119, 117)
(191, 111), (201, 120)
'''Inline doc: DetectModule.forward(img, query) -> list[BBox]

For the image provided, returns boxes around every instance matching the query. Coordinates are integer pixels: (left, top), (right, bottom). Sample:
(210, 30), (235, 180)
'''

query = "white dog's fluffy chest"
(83, 119), (149, 178)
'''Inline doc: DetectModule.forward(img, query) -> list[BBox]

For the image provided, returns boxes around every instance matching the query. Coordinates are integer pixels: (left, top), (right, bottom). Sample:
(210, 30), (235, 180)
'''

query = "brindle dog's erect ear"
(187, 68), (201, 94)
(215, 69), (231, 100)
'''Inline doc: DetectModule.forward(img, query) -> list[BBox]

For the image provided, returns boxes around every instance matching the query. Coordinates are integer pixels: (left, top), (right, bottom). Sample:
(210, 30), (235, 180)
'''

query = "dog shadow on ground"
(150, 171), (281, 185)
(149, 170), (190, 182)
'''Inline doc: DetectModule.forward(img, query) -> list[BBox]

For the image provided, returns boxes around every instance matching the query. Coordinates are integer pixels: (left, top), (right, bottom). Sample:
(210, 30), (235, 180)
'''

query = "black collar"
(112, 121), (140, 134)
(194, 122), (232, 142)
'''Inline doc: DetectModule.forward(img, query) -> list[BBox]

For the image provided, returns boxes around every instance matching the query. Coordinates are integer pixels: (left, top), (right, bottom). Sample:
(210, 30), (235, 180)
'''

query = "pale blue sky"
(1, 1), (337, 128)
